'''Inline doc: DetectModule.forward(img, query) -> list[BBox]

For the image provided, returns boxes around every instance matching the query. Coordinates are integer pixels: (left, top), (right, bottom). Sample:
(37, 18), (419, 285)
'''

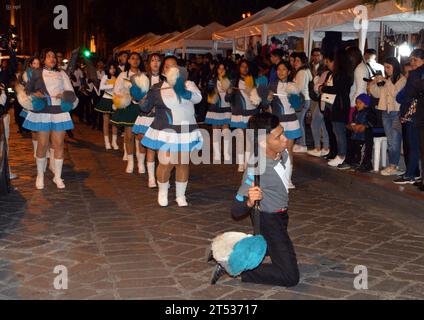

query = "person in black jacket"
(319, 49), (354, 168)
(394, 49), (424, 185)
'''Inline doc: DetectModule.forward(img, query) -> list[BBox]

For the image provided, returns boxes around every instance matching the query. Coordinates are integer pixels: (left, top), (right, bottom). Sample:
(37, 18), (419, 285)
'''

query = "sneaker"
(307, 149), (322, 158)
(393, 176), (416, 185)
(381, 166), (404, 176)
(337, 163), (351, 170)
(293, 145), (308, 153)
(320, 149), (330, 157)
(288, 182), (296, 190)
(238, 164), (245, 173)
(53, 178), (66, 189)
(328, 156), (345, 167)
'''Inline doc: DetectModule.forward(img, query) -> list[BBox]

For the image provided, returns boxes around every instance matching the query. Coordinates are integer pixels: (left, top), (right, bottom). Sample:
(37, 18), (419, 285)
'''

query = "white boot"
(53, 159), (66, 189)
(223, 129), (232, 162)
(212, 130), (222, 163)
(123, 143), (128, 161)
(176, 181), (188, 207)
(104, 136), (112, 150)
(111, 134), (119, 150)
(126, 155), (134, 174)
(158, 181), (170, 207)
(36, 157), (46, 190)
(48, 148), (55, 174)
(147, 162), (157, 188)
(137, 153), (146, 174)
(32, 140), (38, 158)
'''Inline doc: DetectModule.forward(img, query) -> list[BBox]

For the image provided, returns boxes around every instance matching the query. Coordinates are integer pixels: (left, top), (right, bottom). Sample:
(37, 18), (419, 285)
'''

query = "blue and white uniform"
(22, 68), (78, 132)
(265, 81), (302, 140)
(227, 79), (260, 129)
(205, 78), (232, 126)
(140, 80), (203, 153)
(18, 69), (34, 119)
(132, 73), (161, 135)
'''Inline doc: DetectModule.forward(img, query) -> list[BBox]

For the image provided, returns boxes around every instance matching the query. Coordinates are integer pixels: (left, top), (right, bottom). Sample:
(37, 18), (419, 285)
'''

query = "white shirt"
(100, 75), (116, 99)
(294, 69), (313, 101)
(72, 69), (84, 88)
(43, 69), (75, 106)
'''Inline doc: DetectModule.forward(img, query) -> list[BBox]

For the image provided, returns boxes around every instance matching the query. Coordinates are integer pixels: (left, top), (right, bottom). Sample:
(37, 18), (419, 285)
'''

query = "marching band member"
(132, 53), (162, 186)
(263, 60), (302, 189)
(226, 60), (261, 172)
(111, 52), (145, 174)
(95, 62), (120, 150)
(22, 49), (78, 190)
(205, 62), (232, 162)
(139, 55), (203, 207)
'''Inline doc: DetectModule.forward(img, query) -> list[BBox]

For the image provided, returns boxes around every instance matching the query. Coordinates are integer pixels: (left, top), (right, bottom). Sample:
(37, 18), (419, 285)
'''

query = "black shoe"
(356, 164), (373, 173)
(393, 176), (416, 185)
(211, 264), (227, 285)
(337, 163), (351, 171)
(324, 154), (337, 161)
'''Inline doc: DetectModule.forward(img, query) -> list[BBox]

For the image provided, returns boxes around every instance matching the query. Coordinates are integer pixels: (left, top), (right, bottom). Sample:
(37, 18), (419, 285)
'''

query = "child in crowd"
(338, 94), (377, 172)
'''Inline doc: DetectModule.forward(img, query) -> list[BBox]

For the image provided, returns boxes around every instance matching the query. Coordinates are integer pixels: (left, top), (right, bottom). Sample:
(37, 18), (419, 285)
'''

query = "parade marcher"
(111, 52), (145, 174)
(228, 112), (299, 287)
(117, 51), (129, 73)
(227, 60), (261, 172)
(22, 49), (78, 190)
(139, 55), (203, 207)
(132, 53), (162, 187)
(95, 62), (120, 151)
(263, 60), (302, 189)
(268, 49), (283, 83)
(205, 62), (232, 162)
(292, 52), (313, 154)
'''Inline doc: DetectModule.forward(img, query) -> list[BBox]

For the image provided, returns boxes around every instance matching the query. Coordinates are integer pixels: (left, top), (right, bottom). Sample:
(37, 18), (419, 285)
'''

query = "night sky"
(89, 0), (294, 47)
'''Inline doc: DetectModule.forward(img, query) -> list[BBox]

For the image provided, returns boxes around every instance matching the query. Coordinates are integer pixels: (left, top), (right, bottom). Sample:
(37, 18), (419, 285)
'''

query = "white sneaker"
(53, 178), (66, 189)
(238, 164), (245, 173)
(293, 145), (308, 153)
(148, 179), (157, 189)
(158, 182), (169, 207)
(307, 149), (322, 158)
(138, 159), (146, 174)
(176, 196), (188, 207)
(288, 181), (296, 190)
(328, 156), (346, 167)
(381, 166), (404, 176)
(320, 149), (330, 157)
(112, 142), (119, 150)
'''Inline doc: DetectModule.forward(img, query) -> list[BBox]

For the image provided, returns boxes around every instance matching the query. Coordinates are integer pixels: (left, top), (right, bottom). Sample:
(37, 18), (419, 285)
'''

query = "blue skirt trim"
(23, 120), (74, 132)
(205, 118), (231, 126)
(20, 109), (29, 119)
(132, 125), (149, 135)
(141, 136), (203, 153)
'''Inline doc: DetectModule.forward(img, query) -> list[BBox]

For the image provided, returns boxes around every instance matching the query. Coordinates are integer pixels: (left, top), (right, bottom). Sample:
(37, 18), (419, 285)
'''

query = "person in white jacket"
(368, 57), (406, 176)
(292, 52), (313, 153)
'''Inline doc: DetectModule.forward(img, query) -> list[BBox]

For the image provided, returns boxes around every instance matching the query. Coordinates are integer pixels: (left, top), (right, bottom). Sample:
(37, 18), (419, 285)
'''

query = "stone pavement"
(1, 116), (424, 300)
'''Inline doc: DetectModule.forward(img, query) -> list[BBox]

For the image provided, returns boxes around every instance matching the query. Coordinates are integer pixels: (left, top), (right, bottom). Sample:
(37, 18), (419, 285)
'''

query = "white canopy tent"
(216, 0), (311, 45)
(114, 33), (151, 53)
(151, 25), (204, 52)
(132, 34), (162, 52)
(120, 33), (159, 52)
(213, 7), (278, 52)
(144, 32), (181, 52)
(170, 22), (232, 57)
(308, 0), (424, 55)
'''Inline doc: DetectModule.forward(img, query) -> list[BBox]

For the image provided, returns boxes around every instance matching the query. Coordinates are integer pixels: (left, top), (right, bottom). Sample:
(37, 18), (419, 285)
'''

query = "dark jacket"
(321, 73), (353, 123)
(397, 65), (424, 125)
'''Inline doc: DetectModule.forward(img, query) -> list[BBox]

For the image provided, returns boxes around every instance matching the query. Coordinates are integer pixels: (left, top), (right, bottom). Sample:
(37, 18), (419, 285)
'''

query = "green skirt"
(95, 97), (114, 114)
(111, 103), (139, 127)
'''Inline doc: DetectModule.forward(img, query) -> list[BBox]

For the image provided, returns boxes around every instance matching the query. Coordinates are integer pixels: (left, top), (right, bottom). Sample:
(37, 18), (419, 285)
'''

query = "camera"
(363, 70), (386, 87)
(0, 26), (20, 51)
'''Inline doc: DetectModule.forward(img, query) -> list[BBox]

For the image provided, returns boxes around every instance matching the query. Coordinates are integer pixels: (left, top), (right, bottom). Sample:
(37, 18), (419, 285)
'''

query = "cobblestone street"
(1, 117), (424, 300)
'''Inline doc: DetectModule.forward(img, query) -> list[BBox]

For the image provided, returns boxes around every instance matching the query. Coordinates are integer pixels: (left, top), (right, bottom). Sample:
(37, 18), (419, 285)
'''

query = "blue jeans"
(332, 121), (347, 157)
(404, 122), (420, 179)
(382, 111), (402, 167)
(311, 103), (329, 149)
(295, 100), (311, 147)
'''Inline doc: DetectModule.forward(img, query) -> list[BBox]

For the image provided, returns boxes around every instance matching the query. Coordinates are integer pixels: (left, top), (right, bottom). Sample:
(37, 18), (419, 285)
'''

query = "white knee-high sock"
(54, 159), (64, 181)
(176, 181), (188, 199)
(235, 129), (245, 166)
(212, 130), (222, 163)
(147, 162), (156, 181)
(32, 140), (38, 158)
(158, 181), (170, 206)
(223, 129), (232, 162)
